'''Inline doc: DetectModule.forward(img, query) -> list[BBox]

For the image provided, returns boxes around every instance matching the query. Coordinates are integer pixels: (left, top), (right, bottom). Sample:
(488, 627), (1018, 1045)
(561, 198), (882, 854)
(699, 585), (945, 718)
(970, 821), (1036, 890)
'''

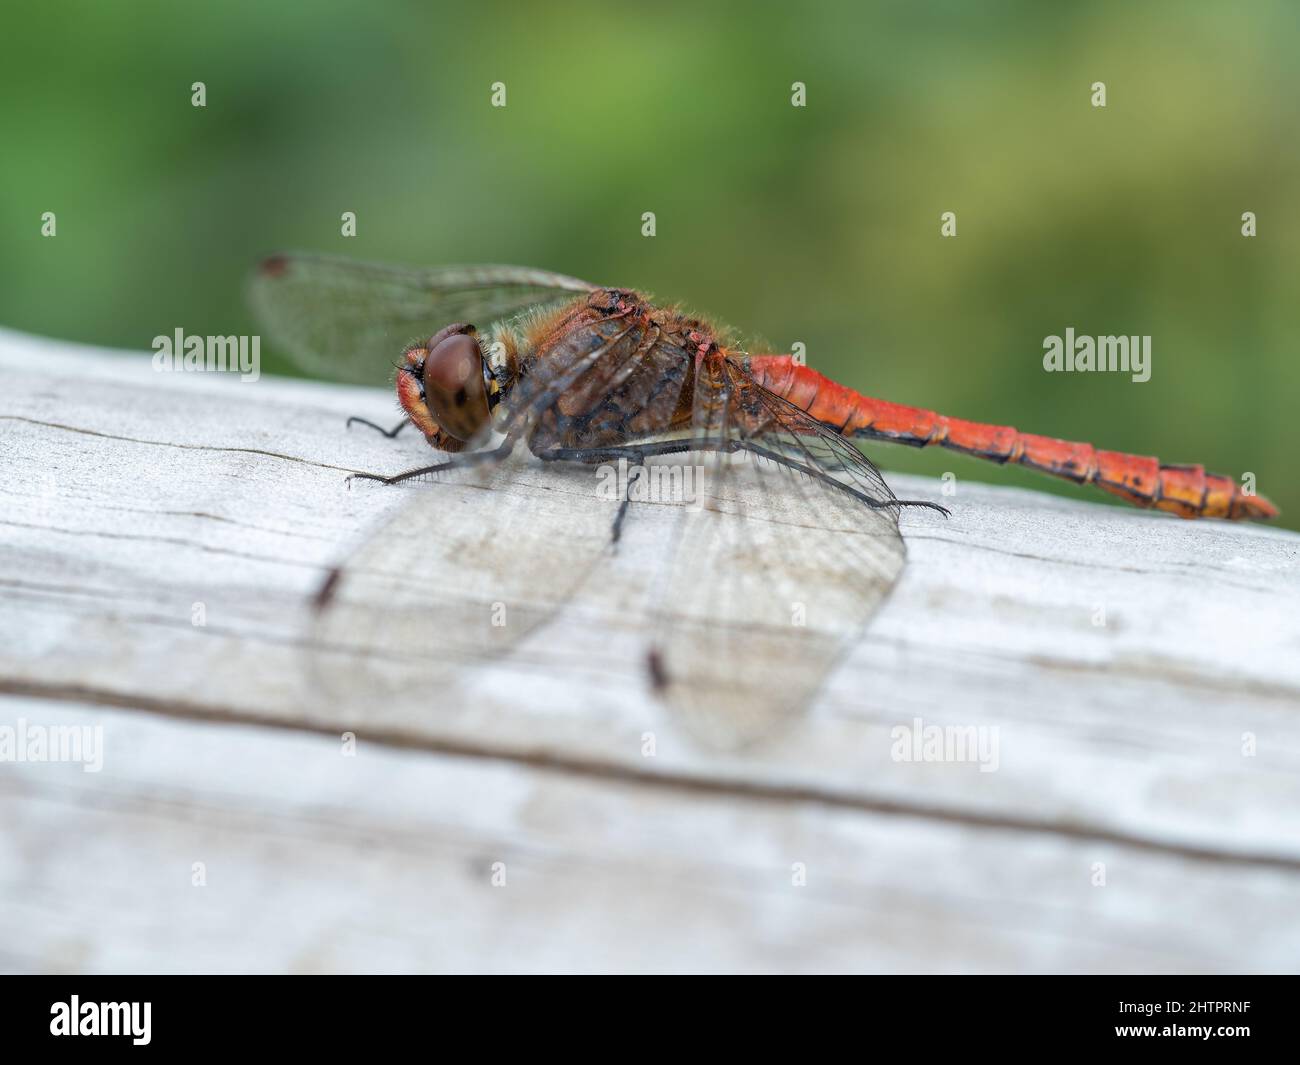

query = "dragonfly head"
(396, 323), (493, 442)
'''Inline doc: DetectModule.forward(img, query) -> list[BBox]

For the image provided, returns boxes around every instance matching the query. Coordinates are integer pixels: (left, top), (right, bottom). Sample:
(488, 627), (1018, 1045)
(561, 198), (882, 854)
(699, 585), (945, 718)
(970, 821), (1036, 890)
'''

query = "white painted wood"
(2, 327), (1298, 973)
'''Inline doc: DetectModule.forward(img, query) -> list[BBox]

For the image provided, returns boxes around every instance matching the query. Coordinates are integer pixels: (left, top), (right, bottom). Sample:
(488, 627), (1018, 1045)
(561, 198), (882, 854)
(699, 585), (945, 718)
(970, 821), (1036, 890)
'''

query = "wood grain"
(2, 327), (1298, 973)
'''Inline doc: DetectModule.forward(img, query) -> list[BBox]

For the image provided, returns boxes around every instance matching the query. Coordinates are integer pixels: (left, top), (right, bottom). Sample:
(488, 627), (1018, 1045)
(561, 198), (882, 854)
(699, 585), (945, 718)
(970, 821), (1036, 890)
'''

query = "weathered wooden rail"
(2, 327), (1298, 973)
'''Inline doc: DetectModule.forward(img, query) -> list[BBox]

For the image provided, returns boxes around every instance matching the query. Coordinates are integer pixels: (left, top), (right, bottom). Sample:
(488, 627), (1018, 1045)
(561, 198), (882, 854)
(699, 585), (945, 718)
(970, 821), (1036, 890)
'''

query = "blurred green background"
(3, 0), (1296, 524)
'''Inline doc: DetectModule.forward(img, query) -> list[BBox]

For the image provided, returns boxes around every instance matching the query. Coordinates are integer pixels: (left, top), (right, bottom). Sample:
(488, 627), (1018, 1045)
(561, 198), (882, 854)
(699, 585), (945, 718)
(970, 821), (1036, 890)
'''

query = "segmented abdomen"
(745, 356), (1277, 521)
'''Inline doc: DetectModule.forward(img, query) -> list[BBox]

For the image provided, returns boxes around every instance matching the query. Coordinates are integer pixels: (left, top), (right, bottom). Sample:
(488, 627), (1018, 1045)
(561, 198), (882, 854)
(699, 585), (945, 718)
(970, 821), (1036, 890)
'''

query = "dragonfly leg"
(348, 441), (514, 487)
(534, 441), (703, 465)
(346, 415), (410, 439)
(611, 469), (643, 545)
(736, 442), (950, 516)
(536, 441), (706, 544)
(533, 434), (949, 533)
(538, 439), (945, 517)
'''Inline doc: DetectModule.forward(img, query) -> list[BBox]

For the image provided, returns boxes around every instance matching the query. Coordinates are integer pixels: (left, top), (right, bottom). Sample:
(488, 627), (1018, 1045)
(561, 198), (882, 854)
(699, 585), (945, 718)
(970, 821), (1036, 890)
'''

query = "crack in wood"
(3, 677), (1299, 874)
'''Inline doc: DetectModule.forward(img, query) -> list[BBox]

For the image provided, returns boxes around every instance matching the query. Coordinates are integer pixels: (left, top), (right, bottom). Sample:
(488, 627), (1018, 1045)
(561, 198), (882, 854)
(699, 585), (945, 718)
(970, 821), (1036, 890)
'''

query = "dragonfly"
(250, 253), (1278, 745)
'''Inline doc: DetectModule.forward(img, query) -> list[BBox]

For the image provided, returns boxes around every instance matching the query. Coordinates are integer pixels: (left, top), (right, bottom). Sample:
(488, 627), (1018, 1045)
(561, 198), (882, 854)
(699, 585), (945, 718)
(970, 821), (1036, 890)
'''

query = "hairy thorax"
(491, 288), (729, 453)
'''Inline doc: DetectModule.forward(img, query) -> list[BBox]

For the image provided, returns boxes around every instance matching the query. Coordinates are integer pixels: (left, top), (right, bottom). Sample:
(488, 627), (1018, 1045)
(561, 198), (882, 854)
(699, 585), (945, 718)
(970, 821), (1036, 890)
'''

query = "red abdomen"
(745, 356), (1277, 521)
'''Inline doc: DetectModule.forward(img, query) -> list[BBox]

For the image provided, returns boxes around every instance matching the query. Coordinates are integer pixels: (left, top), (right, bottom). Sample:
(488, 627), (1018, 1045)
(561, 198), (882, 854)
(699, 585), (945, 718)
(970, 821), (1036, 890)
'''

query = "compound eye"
(422, 331), (489, 441)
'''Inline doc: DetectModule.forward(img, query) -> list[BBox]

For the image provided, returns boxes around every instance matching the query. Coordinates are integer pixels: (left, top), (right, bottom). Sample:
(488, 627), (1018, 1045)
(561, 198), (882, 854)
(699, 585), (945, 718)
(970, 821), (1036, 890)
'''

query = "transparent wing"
(641, 355), (913, 748)
(248, 252), (597, 384)
(306, 307), (688, 723)
(307, 458), (621, 727)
